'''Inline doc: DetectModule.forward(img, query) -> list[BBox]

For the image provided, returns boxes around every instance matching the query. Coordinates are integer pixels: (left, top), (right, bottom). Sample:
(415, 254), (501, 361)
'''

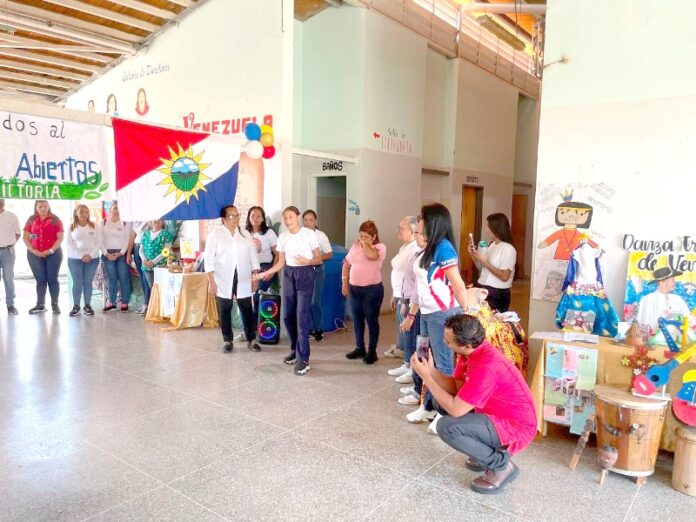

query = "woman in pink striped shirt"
(342, 220), (387, 364)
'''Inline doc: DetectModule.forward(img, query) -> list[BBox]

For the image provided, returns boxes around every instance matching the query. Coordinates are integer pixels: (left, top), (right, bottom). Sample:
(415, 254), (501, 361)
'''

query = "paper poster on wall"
(622, 236), (696, 342)
(0, 111), (113, 201)
(532, 182), (615, 301)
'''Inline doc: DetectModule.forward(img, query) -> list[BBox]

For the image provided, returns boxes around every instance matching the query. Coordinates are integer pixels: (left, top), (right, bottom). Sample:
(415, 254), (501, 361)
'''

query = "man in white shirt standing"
(0, 199), (21, 315)
(636, 267), (691, 335)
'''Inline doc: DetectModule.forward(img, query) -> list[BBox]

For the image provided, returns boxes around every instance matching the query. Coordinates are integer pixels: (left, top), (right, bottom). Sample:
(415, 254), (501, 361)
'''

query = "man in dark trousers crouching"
(410, 313), (536, 494)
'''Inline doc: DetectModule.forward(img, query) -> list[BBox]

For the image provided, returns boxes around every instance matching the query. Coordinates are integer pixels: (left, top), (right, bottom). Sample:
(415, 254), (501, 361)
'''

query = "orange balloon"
(260, 132), (274, 147)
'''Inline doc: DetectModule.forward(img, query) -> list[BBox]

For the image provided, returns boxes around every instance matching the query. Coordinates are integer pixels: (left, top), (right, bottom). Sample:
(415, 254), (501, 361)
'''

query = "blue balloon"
(244, 122), (261, 141)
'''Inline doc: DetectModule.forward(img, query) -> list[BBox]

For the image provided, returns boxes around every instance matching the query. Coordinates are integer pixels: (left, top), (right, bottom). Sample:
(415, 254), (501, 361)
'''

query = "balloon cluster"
(244, 123), (276, 159)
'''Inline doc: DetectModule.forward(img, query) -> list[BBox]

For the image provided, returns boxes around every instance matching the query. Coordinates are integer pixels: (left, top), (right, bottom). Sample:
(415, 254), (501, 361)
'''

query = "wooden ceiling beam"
(167, 0), (194, 8)
(0, 79), (66, 97)
(0, 70), (78, 89)
(0, 48), (101, 73)
(0, 87), (56, 103)
(38, 0), (161, 33)
(102, 0), (177, 21)
(0, 58), (91, 81)
(0, 2), (141, 49)
(0, 34), (113, 62)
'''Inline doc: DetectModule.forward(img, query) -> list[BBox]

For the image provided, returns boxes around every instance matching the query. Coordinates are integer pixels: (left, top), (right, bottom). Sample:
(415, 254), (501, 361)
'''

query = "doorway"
(511, 193), (528, 280)
(459, 185), (483, 285)
(315, 176), (346, 246)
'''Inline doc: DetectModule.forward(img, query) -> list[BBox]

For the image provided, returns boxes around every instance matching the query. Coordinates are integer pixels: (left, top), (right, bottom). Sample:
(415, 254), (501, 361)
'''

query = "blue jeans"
(133, 246), (151, 305)
(102, 252), (131, 305)
(68, 257), (98, 306)
(397, 298), (420, 364)
(349, 283), (385, 352)
(0, 246), (16, 307)
(311, 264), (325, 331)
(283, 266), (315, 362)
(27, 248), (63, 306)
(413, 307), (462, 411)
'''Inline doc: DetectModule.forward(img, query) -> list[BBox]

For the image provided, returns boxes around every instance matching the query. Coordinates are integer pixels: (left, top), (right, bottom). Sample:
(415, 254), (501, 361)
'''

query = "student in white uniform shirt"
(100, 202), (133, 312)
(205, 205), (262, 353)
(245, 205), (279, 333)
(0, 199), (21, 315)
(254, 206), (322, 376)
(302, 209), (333, 341)
(636, 267), (691, 335)
(66, 204), (101, 316)
(469, 213), (517, 312)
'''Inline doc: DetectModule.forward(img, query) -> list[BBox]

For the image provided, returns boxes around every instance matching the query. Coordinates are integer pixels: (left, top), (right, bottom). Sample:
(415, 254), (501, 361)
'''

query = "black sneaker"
(84, 305), (95, 316)
(363, 351), (378, 365)
(7, 306), (18, 315)
(284, 351), (297, 365)
(223, 342), (233, 353)
(29, 305), (46, 315)
(103, 304), (116, 312)
(69, 305), (81, 317)
(346, 347), (366, 360)
(247, 341), (261, 352)
(313, 329), (324, 342)
(51, 303), (61, 315)
(308, 329), (316, 339)
(293, 360), (311, 376)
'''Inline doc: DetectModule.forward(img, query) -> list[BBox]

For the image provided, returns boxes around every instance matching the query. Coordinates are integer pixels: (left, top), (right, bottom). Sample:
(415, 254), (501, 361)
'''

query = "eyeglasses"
(225, 214), (240, 219)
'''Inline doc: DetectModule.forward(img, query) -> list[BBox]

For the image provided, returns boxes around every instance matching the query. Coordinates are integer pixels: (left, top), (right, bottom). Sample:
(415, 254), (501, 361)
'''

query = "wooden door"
(459, 186), (482, 285)
(511, 193), (528, 280)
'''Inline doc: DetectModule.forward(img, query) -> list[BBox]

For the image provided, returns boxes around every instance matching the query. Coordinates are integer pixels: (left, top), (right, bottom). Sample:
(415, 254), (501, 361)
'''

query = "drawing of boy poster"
(532, 182), (614, 302)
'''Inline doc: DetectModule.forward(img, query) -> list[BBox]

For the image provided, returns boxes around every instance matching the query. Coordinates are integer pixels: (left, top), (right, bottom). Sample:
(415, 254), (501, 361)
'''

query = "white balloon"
(245, 140), (263, 159)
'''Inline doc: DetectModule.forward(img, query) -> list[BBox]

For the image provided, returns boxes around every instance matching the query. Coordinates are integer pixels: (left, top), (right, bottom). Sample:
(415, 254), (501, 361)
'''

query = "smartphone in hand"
(416, 335), (430, 361)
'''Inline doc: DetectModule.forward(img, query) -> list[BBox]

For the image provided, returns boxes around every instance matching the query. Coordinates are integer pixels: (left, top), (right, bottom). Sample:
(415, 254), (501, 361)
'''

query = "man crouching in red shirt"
(411, 313), (536, 494)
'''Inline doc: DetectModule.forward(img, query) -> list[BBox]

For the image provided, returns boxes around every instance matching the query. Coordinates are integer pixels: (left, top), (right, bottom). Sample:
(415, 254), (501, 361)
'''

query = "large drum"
(672, 426), (696, 496)
(594, 384), (668, 478)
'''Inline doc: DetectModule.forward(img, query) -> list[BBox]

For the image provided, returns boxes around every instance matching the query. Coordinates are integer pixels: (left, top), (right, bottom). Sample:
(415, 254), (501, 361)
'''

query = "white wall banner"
(0, 111), (114, 200)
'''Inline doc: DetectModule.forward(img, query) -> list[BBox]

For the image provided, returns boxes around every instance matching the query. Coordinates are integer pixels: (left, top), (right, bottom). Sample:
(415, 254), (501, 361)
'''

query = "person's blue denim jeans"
(0, 246), (16, 307)
(102, 252), (131, 305)
(68, 257), (98, 306)
(412, 307), (462, 411)
(397, 298), (420, 364)
(133, 245), (150, 305)
(310, 264), (325, 331)
(27, 248), (63, 306)
(349, 283), (385, 352)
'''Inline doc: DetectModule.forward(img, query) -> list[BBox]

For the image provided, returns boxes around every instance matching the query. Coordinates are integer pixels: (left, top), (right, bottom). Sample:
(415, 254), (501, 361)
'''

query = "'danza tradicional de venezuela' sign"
(0, 111), (113, 200)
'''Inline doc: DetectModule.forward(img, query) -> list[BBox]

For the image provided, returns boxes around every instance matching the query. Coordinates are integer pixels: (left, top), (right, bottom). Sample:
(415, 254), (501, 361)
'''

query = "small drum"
(672, 426), (696, 496)
(594, 384), (668, 478)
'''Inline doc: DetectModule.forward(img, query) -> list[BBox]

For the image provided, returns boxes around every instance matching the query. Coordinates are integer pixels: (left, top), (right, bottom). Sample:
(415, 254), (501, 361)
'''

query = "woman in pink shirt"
(342, 220), (387, 364)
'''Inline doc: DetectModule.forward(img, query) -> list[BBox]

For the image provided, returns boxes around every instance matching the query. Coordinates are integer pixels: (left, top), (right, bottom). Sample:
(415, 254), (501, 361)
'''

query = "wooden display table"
(530, 335), (696, 451)
(146, 268), (218, 330)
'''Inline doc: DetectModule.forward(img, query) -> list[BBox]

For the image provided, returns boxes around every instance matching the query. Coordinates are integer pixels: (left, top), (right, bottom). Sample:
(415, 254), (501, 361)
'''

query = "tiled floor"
(1, 281), (695, 521)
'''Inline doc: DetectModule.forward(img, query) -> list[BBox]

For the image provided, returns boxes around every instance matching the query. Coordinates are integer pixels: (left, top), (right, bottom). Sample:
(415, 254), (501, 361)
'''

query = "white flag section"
(113, 118), (243, 221)
(0, 111), (114, 200)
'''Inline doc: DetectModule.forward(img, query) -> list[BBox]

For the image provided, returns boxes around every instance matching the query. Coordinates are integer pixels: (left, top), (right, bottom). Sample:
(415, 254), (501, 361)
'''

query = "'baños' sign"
(0, 111), (113, 200)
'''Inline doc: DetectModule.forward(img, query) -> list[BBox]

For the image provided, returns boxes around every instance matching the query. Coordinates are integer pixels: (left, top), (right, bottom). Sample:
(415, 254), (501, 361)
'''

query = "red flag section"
(113, 118), (210, 190)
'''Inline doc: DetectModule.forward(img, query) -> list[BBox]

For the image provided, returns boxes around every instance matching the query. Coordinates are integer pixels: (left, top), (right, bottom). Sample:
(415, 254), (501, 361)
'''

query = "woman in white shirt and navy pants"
(256, 206), (321, 376)
(205, 205), (262, 353)
(469, 213), (517, 312)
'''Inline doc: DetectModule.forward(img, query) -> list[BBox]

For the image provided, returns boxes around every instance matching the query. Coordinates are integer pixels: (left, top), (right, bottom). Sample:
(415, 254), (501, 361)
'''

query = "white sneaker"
(406, 406), (437, 424)
(395, 370), (414, 384)
(387, 363), (409, 376)
(384, 345), (404, 358)
(398, 394), (420, 406)
(428, 413), (442, 435)
(400, 386), (415, 395)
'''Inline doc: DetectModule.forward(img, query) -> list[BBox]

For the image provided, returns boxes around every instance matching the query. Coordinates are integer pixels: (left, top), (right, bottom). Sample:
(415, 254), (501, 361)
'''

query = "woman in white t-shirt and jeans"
(66, 204), (101, 317)
(255, 206), (321, 376)
(469, 213), (517, 312)
(246, 206), (278, 333)
(100, 202), (133, 312)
